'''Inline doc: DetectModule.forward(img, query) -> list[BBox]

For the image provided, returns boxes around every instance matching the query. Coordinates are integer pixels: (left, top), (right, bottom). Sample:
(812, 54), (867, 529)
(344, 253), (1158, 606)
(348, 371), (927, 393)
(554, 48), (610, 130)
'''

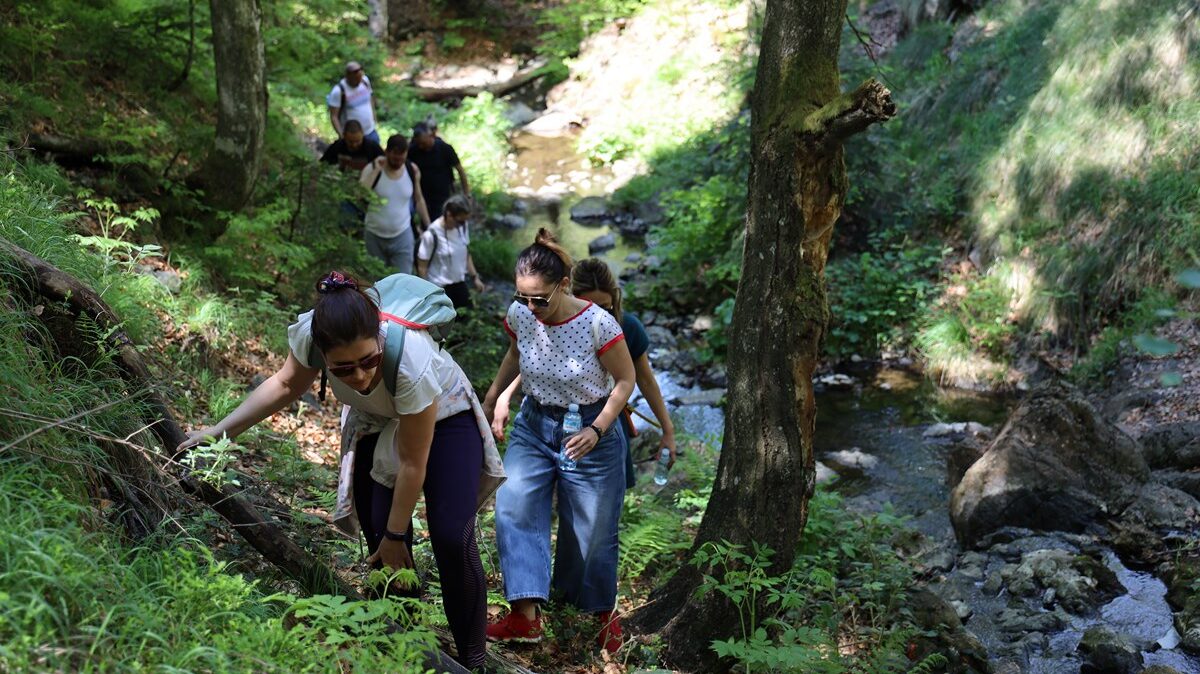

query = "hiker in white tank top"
(360, 136), (431, 273)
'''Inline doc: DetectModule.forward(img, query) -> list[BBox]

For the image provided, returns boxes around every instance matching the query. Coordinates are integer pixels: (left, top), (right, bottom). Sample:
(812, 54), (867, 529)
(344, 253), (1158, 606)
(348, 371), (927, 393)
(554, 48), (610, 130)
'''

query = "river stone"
(823, 448), (880, 477)
(1001, 548), (1121, 613)
(491, 213), (526, 229)
(1139, 422), (1200, 470)
(569, 196), (613, 223)
(924, 421), (992, 438)
(643, 325), (677, 350)
(815, 461), (836, 485)
(1140, 668), (1184, 674)
(521, 108), (582, 137)
(587, 233), (616, 254)
(503, 101), (539, 127)
(1077, 626), (1143, 673)
(905, 588), (991, 673)
(950, 380), (1150, 547)
(1119, 483), (1200, 530)
(996, 605), (1069, 634)
(1155, 469), (1200, 500)
(947, 436), (988, 489)
(672, 388), (725, 407)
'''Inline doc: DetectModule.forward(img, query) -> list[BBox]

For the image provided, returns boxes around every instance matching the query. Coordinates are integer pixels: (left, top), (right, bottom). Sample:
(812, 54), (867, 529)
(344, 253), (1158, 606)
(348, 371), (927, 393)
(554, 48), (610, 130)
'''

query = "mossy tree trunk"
(198, 0), (267, 236)
(628, 0), (894, 670)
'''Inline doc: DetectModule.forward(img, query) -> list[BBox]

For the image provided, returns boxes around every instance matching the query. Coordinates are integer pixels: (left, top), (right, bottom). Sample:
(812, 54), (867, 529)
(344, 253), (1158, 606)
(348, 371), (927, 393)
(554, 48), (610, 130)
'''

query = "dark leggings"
(354, 411), (486, 667)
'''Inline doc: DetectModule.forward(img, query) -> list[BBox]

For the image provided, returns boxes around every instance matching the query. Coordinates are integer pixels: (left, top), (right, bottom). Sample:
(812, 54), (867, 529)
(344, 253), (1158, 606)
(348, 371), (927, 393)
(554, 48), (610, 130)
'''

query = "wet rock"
(924, 421), (992, 438)
(700, 364), (727, 388)
(814, 373), (856, 390)
(1109, 520), (1163, 568)
(950, 381), (1150, 547)
(950, 600), (973, 621)
(521, 108), (582, 137)
(815, 461), (836, 485)
(1139, 422), (1200, 470)
(982, 570), (1004, 596)
(947, 436), (988, 489)
(491, 213), (527, 229)
(1001, 548), (1121, 613)
(587, 233), (616, 254)
(644, 325), (677, 351)
(823, 448), (880, 477)
(917, 547), (957, 573)
(615, 216), (649, 237)
(958, 551), (987, 581)
(1155, 469), (1200, 500)
(905, 588), (991, 673)
(504, 101), (539, 127)
(1077, 626), (1143, 673)
(569, 195), (613, 223)
(995, 605), (1068, 634)
(1140, 667), (1184, 674)
(654, 349), (698, 374)
(671, 388), (725, 407)
(625, 252), (642, 264)
(1119, 483), (1200, 530)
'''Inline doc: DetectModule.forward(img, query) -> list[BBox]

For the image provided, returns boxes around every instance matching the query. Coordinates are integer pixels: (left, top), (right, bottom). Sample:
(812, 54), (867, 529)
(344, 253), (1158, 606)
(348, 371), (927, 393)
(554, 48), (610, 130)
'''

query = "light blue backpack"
(309, 273), (456, 400)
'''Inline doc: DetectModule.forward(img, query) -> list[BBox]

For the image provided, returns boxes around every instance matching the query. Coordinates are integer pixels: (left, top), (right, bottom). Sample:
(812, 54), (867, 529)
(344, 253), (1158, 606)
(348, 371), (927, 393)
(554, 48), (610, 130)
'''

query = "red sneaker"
(486, 610), (543, 644)
(596, 610), (622, 653)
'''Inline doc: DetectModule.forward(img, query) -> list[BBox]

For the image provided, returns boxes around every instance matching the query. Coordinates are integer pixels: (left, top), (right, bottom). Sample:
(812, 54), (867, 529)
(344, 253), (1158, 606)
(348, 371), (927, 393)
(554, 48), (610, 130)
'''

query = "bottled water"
(654, 447), (671, 485)
(560, 404), (581, 471)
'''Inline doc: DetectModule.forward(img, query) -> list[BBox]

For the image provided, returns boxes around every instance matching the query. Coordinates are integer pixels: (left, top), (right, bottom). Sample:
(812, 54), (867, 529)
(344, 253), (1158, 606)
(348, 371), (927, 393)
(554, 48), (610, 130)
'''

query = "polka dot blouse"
(503, 301), (625, 408)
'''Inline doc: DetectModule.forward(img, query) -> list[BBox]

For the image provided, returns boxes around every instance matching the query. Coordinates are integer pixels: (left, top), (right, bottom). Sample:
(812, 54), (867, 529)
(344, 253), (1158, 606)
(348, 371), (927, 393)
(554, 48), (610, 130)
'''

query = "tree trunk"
(200, 0), (267, 228)
(367, 0), (388, 41)
(627, 1), (894, 671)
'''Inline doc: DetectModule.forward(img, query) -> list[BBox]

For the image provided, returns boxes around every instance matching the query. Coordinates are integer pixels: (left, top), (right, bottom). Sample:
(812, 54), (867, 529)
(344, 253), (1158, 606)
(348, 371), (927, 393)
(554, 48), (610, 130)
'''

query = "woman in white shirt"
(482, 229), (635, 653)
(178, 271), (503, 670)
(416, 195), (486, 309)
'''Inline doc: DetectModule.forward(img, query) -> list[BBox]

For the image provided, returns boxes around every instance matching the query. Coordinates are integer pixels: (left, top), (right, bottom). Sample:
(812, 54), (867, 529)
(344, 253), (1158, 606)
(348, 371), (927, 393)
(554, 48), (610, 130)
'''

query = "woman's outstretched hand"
(176, 427), (222, 453)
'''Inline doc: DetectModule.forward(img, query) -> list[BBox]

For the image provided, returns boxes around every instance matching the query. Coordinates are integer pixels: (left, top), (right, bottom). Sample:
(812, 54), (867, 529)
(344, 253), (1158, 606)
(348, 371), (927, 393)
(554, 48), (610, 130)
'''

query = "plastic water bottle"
(654, 447), (672, 485)
(560, 404), (582, 471)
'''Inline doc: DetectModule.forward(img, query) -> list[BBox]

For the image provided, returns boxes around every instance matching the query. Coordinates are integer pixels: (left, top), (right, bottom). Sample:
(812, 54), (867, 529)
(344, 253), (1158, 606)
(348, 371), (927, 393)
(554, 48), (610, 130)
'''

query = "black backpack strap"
(371, 167), (382, 191)
(337, 82), (347, 122)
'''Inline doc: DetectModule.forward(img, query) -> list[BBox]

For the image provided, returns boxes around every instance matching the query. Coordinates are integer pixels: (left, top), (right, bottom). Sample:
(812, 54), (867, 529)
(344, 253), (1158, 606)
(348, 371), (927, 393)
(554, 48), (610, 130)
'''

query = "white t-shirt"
(417, 219), (470, 286)
(363, 165), (413, 239)
(326, 76), (376, 136)
(503, 301), (625, 408)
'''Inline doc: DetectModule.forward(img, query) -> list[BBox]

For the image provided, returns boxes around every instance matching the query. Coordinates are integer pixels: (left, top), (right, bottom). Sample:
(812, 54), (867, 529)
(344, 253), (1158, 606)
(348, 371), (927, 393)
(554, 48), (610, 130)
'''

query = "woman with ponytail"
(179, 271), (504, 671)
(492, 258), (676, 489)
(482, 230), (636, 653)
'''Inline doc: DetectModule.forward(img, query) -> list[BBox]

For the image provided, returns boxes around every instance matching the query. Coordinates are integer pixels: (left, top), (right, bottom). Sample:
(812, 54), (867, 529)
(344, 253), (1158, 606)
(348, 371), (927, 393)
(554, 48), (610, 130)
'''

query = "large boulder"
(1077, 626), (1143, 674)
(1139, 421), (1200, 470)
(949, 381), (1150, 547)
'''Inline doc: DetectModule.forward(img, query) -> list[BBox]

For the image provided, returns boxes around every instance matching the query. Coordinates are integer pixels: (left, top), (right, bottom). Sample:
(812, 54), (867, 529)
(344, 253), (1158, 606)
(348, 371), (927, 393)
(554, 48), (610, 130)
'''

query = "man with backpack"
(360, 136), (431, 274)
(327, 61), (379, 144)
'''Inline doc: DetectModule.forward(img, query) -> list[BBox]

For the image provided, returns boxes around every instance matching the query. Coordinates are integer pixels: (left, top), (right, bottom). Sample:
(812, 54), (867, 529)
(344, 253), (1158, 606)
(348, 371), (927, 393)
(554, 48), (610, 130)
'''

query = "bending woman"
(179, 272), (504, 670)
(492, 258), (676, 487)
(482, 230), (636, 653)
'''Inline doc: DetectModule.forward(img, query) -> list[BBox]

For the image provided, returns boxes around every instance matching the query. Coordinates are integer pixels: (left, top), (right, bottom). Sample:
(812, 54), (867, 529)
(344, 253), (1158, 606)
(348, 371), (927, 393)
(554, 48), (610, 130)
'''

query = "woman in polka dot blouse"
(482, 228), (636, 653)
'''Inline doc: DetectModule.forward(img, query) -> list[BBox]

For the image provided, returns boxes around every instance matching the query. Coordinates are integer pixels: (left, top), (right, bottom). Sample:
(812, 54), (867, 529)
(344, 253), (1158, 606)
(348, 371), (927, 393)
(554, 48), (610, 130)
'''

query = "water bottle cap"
(568, 403), (579, 412)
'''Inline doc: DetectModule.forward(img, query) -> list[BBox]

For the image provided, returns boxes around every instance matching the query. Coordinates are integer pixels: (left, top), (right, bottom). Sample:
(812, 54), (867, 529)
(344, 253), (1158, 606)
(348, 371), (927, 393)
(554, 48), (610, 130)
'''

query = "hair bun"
(534, 227), (559, 247)
(316, 271), (358, 293)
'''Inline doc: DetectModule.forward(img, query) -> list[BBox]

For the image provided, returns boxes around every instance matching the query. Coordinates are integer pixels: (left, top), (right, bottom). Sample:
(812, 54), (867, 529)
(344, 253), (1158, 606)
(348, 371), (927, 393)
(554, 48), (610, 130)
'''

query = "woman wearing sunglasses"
(491, 258), (676, 489)
(178, 271), (504, 671)
(482, 229), (636, 653)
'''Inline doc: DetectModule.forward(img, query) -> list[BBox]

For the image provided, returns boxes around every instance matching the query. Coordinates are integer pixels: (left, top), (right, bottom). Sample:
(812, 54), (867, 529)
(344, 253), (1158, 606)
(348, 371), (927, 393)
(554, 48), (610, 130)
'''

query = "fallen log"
(0, 239), (493, 674)
(409, 59), (550, 102)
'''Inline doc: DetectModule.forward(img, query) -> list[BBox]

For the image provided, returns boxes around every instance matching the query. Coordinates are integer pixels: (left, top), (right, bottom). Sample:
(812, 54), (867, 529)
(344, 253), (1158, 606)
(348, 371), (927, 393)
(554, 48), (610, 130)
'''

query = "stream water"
(500, 125), (1200, 672)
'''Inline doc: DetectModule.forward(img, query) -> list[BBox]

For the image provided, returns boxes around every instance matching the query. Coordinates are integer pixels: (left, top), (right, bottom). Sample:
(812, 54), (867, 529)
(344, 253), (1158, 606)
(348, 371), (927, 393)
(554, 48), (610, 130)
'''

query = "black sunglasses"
(513, 285), (560, 309)
(327, 349), (383, 377)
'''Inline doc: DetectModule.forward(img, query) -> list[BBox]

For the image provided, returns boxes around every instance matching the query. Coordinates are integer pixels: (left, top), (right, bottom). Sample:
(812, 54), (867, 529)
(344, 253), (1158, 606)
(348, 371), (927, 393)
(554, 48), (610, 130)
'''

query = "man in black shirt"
(408, 121), (470, 219)
(320, 120), (383, 173)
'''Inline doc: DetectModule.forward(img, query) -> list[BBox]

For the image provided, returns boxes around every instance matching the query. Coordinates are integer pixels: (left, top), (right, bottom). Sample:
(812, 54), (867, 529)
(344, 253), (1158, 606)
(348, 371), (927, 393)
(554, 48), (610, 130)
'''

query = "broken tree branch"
(799, 78), (896, 145)
(408, 59), (550, 102)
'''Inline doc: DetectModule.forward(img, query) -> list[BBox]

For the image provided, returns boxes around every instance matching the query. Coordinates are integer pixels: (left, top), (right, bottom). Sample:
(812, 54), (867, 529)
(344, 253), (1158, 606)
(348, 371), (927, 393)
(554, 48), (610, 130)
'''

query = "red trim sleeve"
(598, 333), (625, 356)
(502, 318), (517, 340)
(380, 311), (429, 329)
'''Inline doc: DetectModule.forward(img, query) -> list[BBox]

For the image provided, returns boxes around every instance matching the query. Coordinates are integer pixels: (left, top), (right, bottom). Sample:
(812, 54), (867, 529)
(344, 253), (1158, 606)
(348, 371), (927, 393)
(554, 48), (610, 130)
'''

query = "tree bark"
(626, 1), (894, 670)
(199, 0), (267, 228)
(367, 0), (388, 41)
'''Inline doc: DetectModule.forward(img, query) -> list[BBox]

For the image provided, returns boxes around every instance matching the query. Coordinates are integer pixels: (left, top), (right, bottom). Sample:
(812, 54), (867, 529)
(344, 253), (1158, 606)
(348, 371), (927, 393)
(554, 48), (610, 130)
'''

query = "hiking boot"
(596, 610), (622, 653)
(486, 610), (543, 644)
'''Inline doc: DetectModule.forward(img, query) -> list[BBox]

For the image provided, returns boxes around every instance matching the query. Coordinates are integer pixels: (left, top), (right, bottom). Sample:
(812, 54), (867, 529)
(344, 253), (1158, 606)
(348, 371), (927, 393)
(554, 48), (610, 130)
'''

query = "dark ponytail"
(572, 258), (622, 322)
(515, 228), (573, 284)
(311, 271), (379, 352)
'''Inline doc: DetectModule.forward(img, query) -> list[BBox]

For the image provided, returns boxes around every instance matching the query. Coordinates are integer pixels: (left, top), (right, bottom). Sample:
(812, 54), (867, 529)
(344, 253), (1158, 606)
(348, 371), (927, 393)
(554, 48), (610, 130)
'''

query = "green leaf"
(1132, 334), (1180, 357)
